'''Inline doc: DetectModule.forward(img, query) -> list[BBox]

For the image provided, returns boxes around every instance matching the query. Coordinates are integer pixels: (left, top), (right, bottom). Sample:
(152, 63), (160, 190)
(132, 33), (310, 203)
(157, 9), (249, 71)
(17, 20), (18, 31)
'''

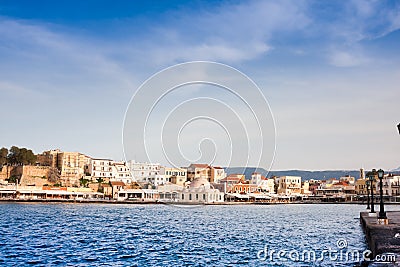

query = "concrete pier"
(360, 211), (400, 266)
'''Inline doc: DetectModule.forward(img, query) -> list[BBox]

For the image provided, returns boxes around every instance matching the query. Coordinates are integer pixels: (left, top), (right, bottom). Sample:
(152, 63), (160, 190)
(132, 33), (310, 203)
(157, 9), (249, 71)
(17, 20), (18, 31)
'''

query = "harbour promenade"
(360, 211), (400, 266)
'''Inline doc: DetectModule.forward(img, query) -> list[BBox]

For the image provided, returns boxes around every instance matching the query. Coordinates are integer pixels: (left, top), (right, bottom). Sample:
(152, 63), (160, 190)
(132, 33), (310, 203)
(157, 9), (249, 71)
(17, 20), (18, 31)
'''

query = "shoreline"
(1, 198), (400, 206)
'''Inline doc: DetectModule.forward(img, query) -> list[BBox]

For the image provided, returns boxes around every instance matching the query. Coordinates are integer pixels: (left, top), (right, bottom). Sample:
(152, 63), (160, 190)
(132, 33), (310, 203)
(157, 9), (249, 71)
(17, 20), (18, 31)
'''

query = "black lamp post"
(366, 180), (370, 210)
(397, 123), (400, 135)
(369, 171), (375, 213)
(377, 169), (387, 219)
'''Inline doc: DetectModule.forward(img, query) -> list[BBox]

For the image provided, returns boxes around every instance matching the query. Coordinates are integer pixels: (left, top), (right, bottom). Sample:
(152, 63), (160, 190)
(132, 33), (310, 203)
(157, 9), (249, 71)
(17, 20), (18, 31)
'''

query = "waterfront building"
(56, 151), (91, 187)
(88, 158), (114, 181)
(277, 176), (302, 195)
(316, 180), (356, 201)
(301, 181), (312, 195)
(210, 166), (226, 183)
(374, 174), (400, 196)
(129, 160), (161, 182)
(229, 181), (259, 194)
(143, 174), (169, 186)
(186, 164), (211, 182)
(315, 186), (346, 200)
(355, 179), (368, 195)
(324, 178), (340, 188)
(340, 175), (355, 185)
(308, 180), (321, 196)
(158, 183), (183, 202)
(180, 177), (224, 203)
(86, 159), (133, 184)
(110, 181), (126, 199)
(35, 149), (92, 186)
(250, 173), (275, 193)
(186, 164), (228, 183)
(117, 189), (158, 201)
(355, 176), (380, 196)
(111, 161), (133, 184)
(219, 174), (245, 193)
(161, 167), (187, 186)
(250, 172), (262, 184)
(0, 185), (103, 200)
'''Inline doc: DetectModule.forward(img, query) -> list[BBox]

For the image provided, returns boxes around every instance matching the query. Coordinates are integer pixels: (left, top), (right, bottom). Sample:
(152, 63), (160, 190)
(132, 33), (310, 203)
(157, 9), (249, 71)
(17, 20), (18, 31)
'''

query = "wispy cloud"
(328, 49), (370, 67)
(0, 17), (135, 96)
(316, 0), (400, 67)
(108, 0), (310, 65)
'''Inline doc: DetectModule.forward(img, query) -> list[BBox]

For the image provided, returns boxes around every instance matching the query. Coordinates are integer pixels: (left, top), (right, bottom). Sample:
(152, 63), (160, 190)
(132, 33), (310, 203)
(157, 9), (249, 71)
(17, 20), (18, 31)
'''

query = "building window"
(182, 194), (184, 200)
(189, 194), (192, 200)
(196, 194), (198, 200)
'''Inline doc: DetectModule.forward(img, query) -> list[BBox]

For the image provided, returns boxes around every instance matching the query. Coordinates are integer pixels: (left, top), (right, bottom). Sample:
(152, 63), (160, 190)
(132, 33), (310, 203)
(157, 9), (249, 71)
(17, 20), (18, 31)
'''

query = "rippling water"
(1, 203), (399, 266)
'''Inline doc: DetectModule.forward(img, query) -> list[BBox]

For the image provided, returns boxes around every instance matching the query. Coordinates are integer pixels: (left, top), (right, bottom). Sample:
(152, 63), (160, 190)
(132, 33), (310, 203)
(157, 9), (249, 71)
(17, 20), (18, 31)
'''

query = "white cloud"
(0, 18), (136, 95)
(113, 0), (310, 65)
(328, 50), (369, 67)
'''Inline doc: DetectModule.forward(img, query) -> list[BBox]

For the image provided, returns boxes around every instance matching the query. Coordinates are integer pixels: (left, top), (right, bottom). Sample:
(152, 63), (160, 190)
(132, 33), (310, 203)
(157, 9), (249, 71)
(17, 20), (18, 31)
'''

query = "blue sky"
(0, 0), (399, 170)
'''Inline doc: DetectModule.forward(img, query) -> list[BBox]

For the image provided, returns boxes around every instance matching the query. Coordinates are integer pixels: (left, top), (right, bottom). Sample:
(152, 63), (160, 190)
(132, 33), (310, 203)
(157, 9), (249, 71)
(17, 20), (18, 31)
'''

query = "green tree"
(79, 177), (89, 187)
(0, 147), (8, 166)
(7, 146), (20, 165)
(24, 149), (37, 165)
(7, 175), (19, 184)
(6, 146), (36, 165)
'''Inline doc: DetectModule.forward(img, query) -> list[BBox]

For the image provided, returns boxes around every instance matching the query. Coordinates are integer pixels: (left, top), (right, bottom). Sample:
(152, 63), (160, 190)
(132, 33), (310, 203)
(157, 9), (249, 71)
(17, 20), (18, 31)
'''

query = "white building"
(112, 162), (133, 184)
(250, 173), (275, 193)
(180, 177), (224, 203)
(158, 183), (184, 202)
(88, 159), (133, 184)
(375, 175), (400, 196)
(129, 160), (161, 182)
(144, 174), (169, 187)
(117, 189), (158, 202)
(277, 176), (302, 195)
(88, 158), (114, 181)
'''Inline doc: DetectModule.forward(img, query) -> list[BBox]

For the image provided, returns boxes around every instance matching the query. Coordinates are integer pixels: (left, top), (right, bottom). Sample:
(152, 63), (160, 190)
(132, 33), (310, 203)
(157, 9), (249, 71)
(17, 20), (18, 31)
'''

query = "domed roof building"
(189, 177), (210, 190)
(180, 177), (224, 203)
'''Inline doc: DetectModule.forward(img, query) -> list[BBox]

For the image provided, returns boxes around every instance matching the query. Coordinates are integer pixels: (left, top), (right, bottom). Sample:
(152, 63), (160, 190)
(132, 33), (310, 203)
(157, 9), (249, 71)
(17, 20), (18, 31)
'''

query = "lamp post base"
(378, 212), (387, 220)
(377, 218), (389, 225)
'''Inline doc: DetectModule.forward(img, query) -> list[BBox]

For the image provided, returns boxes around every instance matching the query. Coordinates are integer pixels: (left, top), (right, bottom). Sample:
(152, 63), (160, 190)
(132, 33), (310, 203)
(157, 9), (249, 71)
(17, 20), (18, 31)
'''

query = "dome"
(189, 177), (211, 190)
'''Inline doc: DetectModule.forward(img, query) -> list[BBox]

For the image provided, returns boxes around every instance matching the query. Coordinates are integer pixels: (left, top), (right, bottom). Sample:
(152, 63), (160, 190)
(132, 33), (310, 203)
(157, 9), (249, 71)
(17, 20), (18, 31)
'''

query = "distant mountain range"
(391, 166), (400, 172)
(225, 167), (361, 181)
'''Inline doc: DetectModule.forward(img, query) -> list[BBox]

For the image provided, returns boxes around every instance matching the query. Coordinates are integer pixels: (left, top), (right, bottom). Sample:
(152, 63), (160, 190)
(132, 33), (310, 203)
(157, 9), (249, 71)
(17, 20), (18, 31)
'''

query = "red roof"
(110, 181), (125, 186)
(334, 181), (349, 186)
